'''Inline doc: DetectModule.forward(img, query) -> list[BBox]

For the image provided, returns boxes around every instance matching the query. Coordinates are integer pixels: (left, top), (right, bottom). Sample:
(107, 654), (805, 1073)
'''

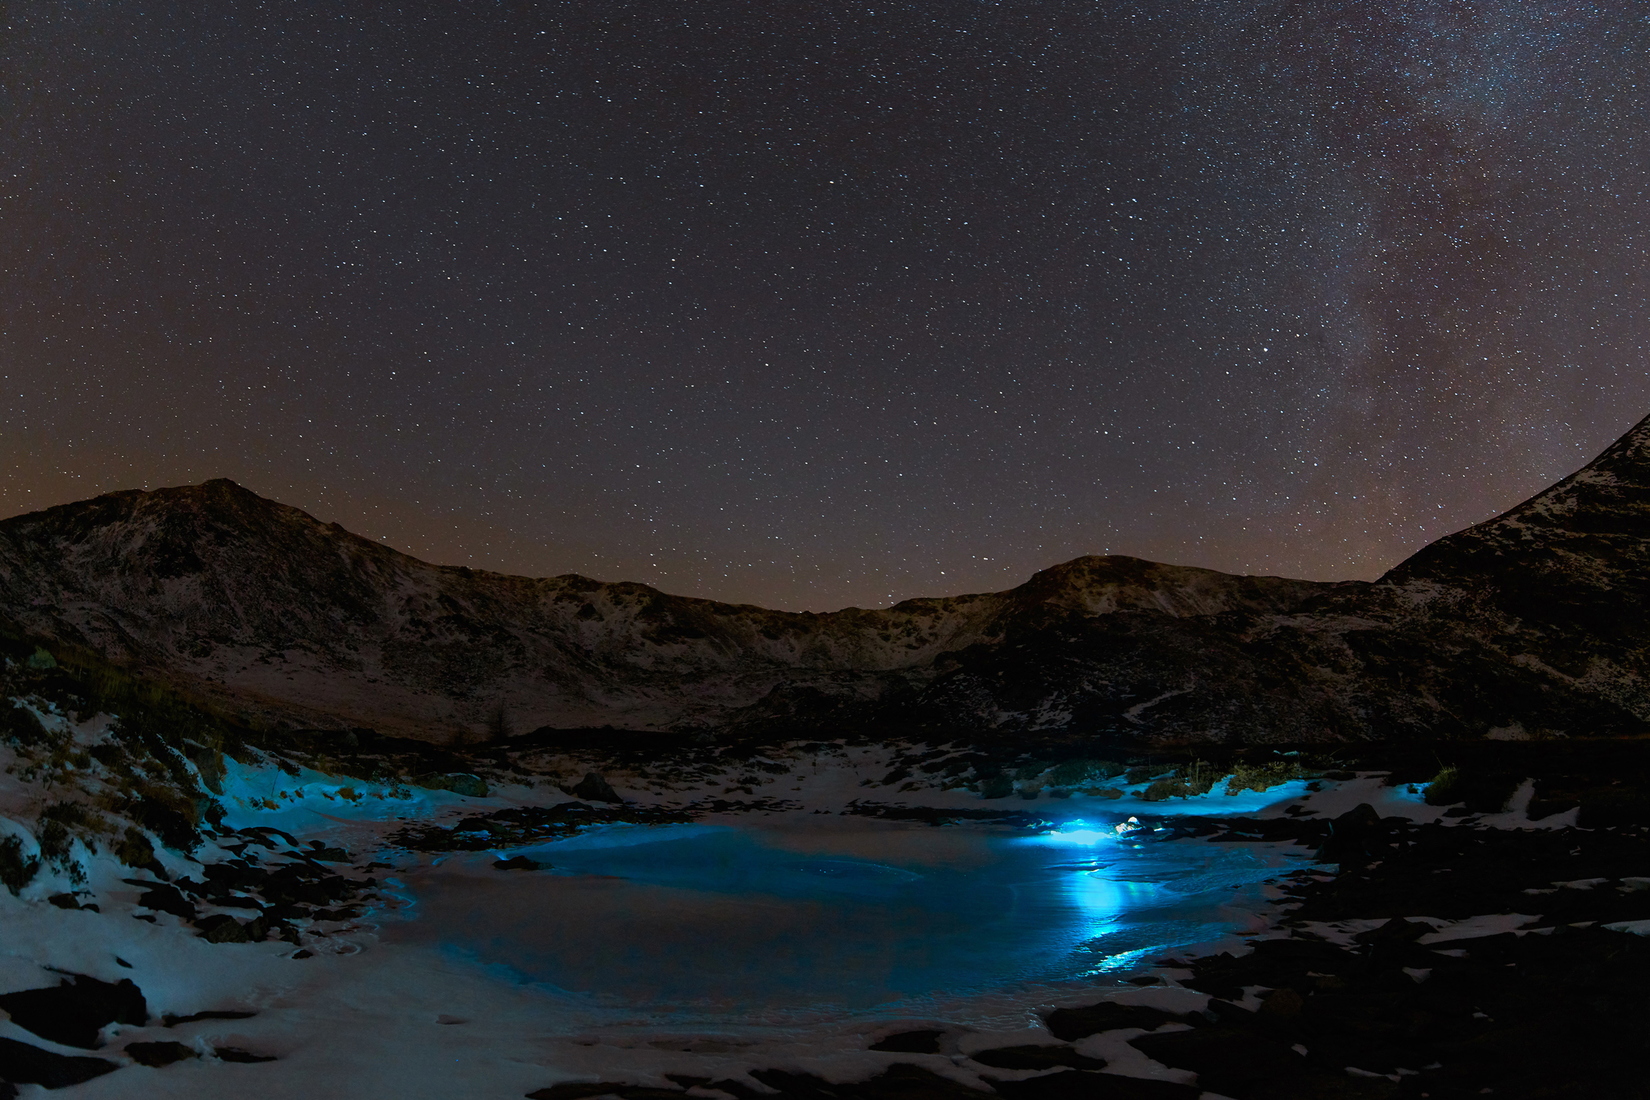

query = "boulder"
(0, 974), (148, 1049)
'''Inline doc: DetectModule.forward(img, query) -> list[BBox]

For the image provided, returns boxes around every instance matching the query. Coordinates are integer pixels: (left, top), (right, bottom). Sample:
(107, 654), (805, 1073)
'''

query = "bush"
(1226, 761), (1305, 795)
(977, 774), (1014, 799)
(1423, 765), (1462, 805)
(0, 834), (39, 895)
(1423, 766), (1521, 813)
(1141, 779), (1193, 801)
(113, 828), (160, 871)
(1175, 760), (1226, 796)
(0, 702), (46, 746)
(1048, 759), (1125, 787)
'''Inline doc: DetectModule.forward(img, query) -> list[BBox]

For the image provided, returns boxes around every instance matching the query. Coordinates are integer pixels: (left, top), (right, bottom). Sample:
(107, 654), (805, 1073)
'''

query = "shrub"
(1423, 765), (1462, 806)
(1141, 779), (1193, 801)
(1048, 759), (1125, 787)
(1423, 766), (1521, 813)
(977, 774), (1014, 799)
(113, 828), (161, 872)
(1226, 760), (1305, 795)
(0, 702), (46, 746)
(0, 834), (39, 895)
(1175, 760), (1226, 796)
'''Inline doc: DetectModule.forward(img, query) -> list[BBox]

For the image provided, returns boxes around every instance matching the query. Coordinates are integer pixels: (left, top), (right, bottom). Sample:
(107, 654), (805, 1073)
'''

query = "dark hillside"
(3, 415), (1649, 746)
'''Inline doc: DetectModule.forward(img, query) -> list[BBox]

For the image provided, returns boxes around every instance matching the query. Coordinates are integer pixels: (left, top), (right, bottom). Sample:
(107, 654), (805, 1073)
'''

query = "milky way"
(2, 1), (1646, 609)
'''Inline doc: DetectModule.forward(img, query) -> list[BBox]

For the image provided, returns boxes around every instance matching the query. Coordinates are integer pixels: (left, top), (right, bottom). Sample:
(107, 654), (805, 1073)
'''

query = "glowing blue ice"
(382, 817), (1312, 1019)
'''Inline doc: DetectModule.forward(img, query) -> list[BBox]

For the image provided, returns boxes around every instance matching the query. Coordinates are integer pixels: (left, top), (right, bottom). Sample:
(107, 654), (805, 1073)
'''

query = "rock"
(969, 1045), (1108, 1071)
(0, 1036), (117, 1088)
(161, 1009), (257, 1026)
(493, 855), (547, 871)
(1130, 1026), (1310, 1097)
(1257, 987), (1304, 1017)
(867, 1029), (944, 1054)
(192, 914), (251, 943)
(124, 1040), (197, 1067)
(0, 974), (148, 1049)
(1315, 803), (1385, 865)
(133, 882), (197, 920)
(213, 1046), (277, 1063)
(1351, 916), (1436, 945)
(1043, 1001), (1201, 1041)
(569, 772), (622, 804)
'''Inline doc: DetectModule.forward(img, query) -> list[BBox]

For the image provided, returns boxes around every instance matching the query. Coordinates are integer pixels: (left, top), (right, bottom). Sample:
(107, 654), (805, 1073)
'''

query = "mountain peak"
(4, 414), (1650, 745)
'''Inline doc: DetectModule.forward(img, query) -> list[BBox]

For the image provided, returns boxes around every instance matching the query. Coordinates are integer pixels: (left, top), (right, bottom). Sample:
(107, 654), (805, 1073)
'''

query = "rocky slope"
(2, 414), (1649, 745)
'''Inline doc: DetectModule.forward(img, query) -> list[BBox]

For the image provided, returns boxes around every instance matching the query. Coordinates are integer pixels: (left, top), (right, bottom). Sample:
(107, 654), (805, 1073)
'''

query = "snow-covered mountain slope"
(3, 413), (1649, 745)
(905, 413), (1650, 744)
(0, 481), (1327, 741)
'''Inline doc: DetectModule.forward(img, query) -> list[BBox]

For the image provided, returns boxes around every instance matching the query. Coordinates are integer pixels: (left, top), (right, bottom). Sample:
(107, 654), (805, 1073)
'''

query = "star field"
(3, 1), (1648, 609)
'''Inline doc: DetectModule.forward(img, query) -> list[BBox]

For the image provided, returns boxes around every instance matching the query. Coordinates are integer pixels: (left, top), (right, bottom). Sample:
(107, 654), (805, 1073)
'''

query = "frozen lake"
(380, 816), (1309, 1022)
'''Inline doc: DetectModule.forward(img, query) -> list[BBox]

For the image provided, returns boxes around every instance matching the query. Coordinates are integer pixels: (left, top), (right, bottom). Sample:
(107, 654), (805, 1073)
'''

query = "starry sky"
(3, 1), (1648, 610)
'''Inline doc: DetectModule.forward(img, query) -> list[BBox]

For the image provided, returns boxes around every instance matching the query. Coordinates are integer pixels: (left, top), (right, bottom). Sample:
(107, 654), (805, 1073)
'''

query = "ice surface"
(0, 749), (1351, 1098)
(378, 816), (1310, 1023)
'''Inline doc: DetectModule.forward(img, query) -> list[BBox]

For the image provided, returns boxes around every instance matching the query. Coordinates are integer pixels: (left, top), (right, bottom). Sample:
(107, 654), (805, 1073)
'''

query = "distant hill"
(4, 415), (1649, 746)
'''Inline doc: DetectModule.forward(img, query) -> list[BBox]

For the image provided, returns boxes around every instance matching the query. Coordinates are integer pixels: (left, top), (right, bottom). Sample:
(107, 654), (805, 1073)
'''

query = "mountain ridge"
(3, 414), (1649, 745)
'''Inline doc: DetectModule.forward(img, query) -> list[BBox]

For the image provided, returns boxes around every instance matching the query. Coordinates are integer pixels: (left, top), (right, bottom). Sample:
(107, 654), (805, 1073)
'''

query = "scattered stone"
(1043, 1001), (1201, 1041)
(1130, 1025), (1312, 1098)
(868, 1029), (944, 1053)
(192, 914), (254, 943)
(1256, 987), (1304, 1017)
(1315, 803), (1385, 866)
(124, 1040), (198, 1067)
(0, 1036), (118, 1088)
(969, 1045), (1108, 1071)
(570, 772), (622, 804)
(124, 879), (196, 920)
(213, 1046), (277, 1063)
(162, 1010), (257, 1027)
(1351, 916), (1436, 945)
(493, 855), (547, 871)
(0, 973), (148, 1048)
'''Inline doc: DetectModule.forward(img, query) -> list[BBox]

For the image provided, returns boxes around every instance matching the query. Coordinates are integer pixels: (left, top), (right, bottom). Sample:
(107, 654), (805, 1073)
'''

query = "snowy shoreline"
(6, 721), (1609, 1100)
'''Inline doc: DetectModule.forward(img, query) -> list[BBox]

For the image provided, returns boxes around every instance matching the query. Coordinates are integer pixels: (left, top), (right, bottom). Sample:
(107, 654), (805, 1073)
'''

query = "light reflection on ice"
(381, 815), (1311, 1022)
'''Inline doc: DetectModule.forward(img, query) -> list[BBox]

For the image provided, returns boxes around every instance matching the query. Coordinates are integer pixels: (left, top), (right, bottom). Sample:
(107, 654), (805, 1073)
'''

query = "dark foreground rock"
(1043, 1001), (1203, 1042)
(0, 1037), (117, 1089)
(0, 973), (147, 1049)
(123, 1041), (197, 1067)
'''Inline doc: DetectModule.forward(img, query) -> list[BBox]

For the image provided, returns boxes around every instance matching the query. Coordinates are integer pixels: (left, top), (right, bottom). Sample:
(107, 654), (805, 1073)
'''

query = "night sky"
(3, 2), (1648, 610)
